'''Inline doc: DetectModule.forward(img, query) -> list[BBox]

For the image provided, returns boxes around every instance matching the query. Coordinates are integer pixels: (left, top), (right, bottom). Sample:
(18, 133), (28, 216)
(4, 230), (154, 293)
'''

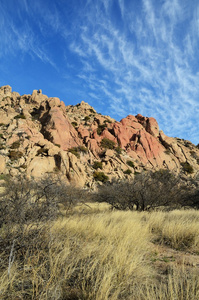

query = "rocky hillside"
(0, 85), (198, 187)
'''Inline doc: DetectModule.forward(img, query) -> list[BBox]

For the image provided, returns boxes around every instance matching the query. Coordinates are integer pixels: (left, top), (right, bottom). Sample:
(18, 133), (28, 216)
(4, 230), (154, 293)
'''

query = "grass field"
(0, 204), (199, 299)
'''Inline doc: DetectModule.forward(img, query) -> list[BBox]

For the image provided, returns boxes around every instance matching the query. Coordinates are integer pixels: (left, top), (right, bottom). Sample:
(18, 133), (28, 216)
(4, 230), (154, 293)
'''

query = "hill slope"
(0, 85), (198, 187)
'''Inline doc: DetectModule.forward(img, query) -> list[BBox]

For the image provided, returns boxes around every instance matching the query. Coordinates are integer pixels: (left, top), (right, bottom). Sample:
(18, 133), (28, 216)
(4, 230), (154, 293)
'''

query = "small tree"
(95, 170), (195, 211)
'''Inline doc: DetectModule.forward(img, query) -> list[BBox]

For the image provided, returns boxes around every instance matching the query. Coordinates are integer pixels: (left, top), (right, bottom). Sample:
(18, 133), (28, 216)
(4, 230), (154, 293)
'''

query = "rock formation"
(0, 85), (198, 187)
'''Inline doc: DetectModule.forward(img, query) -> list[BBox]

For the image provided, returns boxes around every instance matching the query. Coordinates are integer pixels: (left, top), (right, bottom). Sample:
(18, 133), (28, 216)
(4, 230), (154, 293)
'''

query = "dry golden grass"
(0, 207), (199, 299)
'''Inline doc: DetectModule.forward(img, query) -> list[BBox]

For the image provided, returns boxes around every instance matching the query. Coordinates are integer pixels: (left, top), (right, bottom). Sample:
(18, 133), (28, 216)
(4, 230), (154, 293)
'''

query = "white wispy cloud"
(66, 0), (199, 143)
(1, 0), (198, 143)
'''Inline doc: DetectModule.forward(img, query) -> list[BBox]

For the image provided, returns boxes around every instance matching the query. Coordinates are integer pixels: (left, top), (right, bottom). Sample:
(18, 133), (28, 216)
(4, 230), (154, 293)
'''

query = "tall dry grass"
(0, 208), (199, 299)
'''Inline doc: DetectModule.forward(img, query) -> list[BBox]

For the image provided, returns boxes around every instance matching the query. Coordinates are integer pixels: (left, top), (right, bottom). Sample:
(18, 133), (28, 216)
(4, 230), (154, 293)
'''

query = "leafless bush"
(95, 169), (198, 211)
(0, 175), (86, 270)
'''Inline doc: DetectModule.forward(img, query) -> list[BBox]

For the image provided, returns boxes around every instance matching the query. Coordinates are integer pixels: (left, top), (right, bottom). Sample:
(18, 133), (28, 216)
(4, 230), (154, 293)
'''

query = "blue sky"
(0, 0), (199, 144)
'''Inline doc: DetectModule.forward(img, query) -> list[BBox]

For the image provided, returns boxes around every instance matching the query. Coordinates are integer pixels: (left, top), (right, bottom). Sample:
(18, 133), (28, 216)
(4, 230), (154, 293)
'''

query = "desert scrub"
(164, 149), (171, 155)
(123, 169), (132, 175)
(71, 121), (78, 127)
(8, 150), (23, 160)
(126, 160), (135, 168)
(10, 140), (20, 149)
(14, 113), (26, 120)
(115, 146), (122, 154)
(97, 124), (107, 135)
(100, 138), (115, 149)
(93, 171), (108, 182)
(68, 146), (88, 158)
(92, 161), (103, 170)
(84, 116), (90, 122)
(36, 147), (48, 156)
(181, 162), (194, 174)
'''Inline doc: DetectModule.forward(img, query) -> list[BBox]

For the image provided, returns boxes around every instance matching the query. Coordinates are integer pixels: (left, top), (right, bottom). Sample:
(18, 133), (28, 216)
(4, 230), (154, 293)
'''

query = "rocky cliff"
(0, 85), (198, 187)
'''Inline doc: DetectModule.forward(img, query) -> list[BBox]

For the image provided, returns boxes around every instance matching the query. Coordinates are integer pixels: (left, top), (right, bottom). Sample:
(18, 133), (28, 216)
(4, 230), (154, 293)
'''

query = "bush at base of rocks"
(93, 171), (109, 183)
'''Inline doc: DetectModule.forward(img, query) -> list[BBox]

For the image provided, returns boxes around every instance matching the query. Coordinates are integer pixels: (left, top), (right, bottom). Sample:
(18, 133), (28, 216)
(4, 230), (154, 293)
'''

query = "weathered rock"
(27, 156), (56, 177)
(0, 155), (6, 173)
(0, 85), (198, 187)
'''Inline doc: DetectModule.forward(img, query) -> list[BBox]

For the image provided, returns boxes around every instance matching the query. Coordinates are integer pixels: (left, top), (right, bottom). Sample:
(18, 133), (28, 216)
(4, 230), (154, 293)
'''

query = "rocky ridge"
(0, 85), (198, 187)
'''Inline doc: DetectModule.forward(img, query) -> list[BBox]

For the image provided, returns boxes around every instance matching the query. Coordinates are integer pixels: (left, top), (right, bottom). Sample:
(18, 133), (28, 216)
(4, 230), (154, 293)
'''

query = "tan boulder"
(0, 155), (6, 173)
(27, 156), (56, 177)
(0, 85), (12, 98)
(48, 97), (61, 108)
(146, 117), (159, 137)
(31, 89), (47, 104)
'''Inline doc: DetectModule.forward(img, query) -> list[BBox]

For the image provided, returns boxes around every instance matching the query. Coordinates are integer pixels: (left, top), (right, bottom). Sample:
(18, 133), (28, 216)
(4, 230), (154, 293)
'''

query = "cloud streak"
(65, 0), (199, 143)
(0, 0), (198, 144)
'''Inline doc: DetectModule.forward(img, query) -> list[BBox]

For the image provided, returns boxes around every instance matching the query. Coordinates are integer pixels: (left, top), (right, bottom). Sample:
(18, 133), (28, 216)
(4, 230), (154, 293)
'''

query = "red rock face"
(41, 106), (81, 150)
(1, 85), (198, 186)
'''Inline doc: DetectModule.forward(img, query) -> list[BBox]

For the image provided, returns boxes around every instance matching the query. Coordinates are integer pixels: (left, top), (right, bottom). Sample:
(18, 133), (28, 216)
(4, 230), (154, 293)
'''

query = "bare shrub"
(95, 170), (197, 211)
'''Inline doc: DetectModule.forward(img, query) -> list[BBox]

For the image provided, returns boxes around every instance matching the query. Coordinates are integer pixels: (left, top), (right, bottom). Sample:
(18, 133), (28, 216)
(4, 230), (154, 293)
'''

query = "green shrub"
(123, 169), (132, 175)
(89, 108), (95, 113)
(8, 150), (23, 160)
(104, 119), (112, 124)
(181, 162), (194, 174)
(126, 160), (135, 168)
(68, 146), (88, 158)
(93, 171), (108, 183)
(93, 161), (103, 170)
(10, 141), (20, 149)
(115, 146), (122, 154)
(0, 133), (3, 138)
(78, 146), (88, 153)
(0, 143), (5, 150)
(101, 138), (115, 149)
(164, 149), (171, 155)
(97, 124), (107, 135)
(14, 114), (26, 120)
(37, 148), (48, 156)
(71, 121), (78, 127)
(84, 116), (90, 122)
(0, 174), (9, 180)
(68, 147), (80, 158)
(55, 144), (61, 148)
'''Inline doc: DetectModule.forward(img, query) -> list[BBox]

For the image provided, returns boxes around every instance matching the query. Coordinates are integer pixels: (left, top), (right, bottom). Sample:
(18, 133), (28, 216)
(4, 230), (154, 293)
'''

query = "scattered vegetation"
(181, 162), (194, 174)
(68, 145), (88, 158)
(164, 149), (171, 155)
(71, 121), (78, 127)
(1, 185), (199, 300)
(95, 169), (198, 211)
(0, 170), (199, 299)
(10, 140), (20, 149)
(97, 124), (107, 135)
(55, 143), (61, 148)
(8, 150), (23, 160)
(37, 147), (48, 156)
(84, 116), (90, 122)
(123, 168), (132, 175)
(89, 108), (95, 113)
(0, 174), (9, 180)
(126, 160), (135, 168)
(100, 138), (115, 149)
(92, 161), (103, 170)
(115, 146), (122, 154)
(14, 113), (26, 120)
(93, 171), (109, 182)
